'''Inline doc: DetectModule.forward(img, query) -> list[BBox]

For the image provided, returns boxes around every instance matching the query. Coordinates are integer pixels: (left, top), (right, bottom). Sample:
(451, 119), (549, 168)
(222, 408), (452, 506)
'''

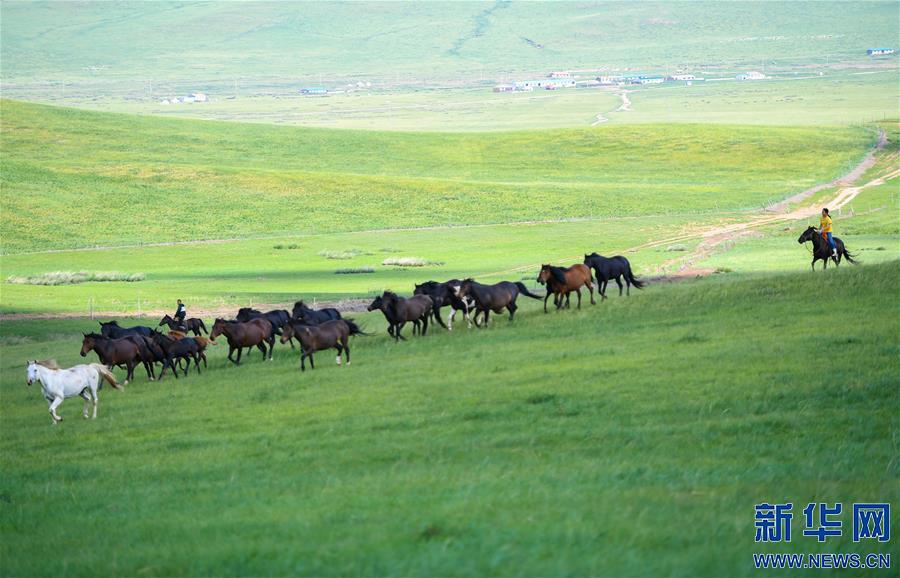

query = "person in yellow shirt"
(820, 208), (837, 258)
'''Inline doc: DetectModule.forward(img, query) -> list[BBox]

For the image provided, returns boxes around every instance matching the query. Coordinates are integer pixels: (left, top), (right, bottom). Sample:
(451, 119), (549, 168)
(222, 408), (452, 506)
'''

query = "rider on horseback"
(820, 208), (837, 259)
(174, 299), (187, 323)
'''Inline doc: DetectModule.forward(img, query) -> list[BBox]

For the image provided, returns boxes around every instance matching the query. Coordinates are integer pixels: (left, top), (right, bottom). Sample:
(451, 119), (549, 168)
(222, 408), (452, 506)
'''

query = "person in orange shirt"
(820, 208), (837, 258)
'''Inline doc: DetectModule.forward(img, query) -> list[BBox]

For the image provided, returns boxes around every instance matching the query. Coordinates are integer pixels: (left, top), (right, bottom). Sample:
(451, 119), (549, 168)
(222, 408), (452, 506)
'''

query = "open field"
(3, 2), (895, 87)
(38, 70), (897, 131)
(1, 259), (897, 577)
(0, 100), (876, 254)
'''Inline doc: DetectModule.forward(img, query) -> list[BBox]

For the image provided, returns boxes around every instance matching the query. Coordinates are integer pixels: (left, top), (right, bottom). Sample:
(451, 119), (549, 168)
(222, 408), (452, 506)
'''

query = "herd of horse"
(25, 231), (855, 423)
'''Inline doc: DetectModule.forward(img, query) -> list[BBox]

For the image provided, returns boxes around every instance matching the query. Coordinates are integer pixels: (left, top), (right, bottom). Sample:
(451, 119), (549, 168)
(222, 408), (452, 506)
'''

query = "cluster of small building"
(159, 92), (208, 105)
(867, 48), (894, 56)
(493, 69), (770, 92)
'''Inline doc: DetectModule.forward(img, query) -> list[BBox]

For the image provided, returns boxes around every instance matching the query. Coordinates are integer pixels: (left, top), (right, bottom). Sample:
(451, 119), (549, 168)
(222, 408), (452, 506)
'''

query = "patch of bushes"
(319, 248), (370, 260)
(273, 243), (300, 250)
(665, 244), (688, 252)
(335, 267), (375, 274)
(381, 257), (445, 267)
(6, 271), (146, 286)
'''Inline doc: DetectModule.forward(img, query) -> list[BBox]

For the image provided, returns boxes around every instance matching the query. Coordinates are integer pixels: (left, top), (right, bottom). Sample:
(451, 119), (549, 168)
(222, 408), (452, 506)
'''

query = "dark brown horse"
(159, 314), (207, 336)
(367, 292), (433, 341)
(455, 279), (542, 326)
(537, 264), (595, 312)
(798, 226), (858, 270)
(166, 331), (217, 368)
(80, 333), (143, 384)
(281, 319), (367, 371)
(210, 318), (274, 364)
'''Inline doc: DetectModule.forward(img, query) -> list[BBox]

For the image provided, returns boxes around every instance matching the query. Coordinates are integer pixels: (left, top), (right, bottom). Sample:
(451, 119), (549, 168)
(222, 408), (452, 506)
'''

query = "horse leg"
(544, 292), (550, 313)
(615, 277), (624, 296)
(125, 361), (135, 385)
(433, 305), (448, 330)
(344, 337), (351, 365)
(81, 389), (91, 419)
(256, 342), (267, 361)
(194, 353), (202, 374)
(300, 351), (306, 372)
(587, 281), (596, 305)
(601, 280), (609, 300)
(144, 361), (154, 381)
(201, 352), (208, 368)
(448, 308), (456, 330)
(335, 344), (343, 365)
(576, 288), (583, 309)
(268, 336), (275, 360)
(422, 314), (429, 336)
(235, 346), (243, 365)
(49, 396), (63, 424)
(308, 352), (315, 370)
(396, 322), (407, 341)
(91, 386), (98, 418)
(507, 302), (517, 321)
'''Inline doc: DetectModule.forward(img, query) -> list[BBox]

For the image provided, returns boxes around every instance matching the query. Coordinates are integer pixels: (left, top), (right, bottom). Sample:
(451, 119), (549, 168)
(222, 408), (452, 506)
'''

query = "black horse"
(583, 253), (644, 299)
(292, 301), (342, 325)
(455, 279), (542, 326)
(798, 226), (857, 270)
(150, 331), (203, 379)
(159, 314), (207, 336)
(367, 292), (433, 341)
(98, 320), (154, 339)
(413, 279), (474, 330)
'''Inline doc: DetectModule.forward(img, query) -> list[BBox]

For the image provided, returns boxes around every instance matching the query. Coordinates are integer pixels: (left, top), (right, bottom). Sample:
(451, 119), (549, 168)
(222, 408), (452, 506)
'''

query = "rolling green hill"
(2, 2), (897, 85)
(0, 100), (873, 253)
(1, 260), (896, 577)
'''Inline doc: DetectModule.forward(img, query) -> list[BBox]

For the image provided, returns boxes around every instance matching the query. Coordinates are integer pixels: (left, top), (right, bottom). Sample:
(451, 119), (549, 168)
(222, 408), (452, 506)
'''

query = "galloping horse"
(537, 264), (595, 312)
(583, 253), (644, 299)
(26, 360), (121, 424)
(210, 318), (274, 364)
(150, 331), (203, 379)
(281, 319), (367, 371)
(798, 226), (858, 270)
(159, 314), (207, 336)
(166, 331), (216, 368)
(367, 292), (433, 341)
(455, 279), (542, 326)
(414, 279), (474, 330)
(80, 333), (144, 384)
(99, 320), (154, 339)
(292, 301), (342, 324)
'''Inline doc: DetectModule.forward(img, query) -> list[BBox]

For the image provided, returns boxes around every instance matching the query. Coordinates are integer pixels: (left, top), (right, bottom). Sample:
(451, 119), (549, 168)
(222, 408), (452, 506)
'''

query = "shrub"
(335, 267), (375, 274)
(319, 248), (368, 260)
(5, 271), (145, 285)
(381, 257), (445, 267)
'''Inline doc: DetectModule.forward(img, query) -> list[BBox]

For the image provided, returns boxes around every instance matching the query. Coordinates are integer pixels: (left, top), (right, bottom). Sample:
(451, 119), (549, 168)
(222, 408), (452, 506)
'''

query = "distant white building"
(190, 92), (208, 102)
(548, 71), (572, 79)
(597, 75), (623, 85)
(668, 74), (702, 81)
(736, 71), (766, 80)
(493, 84), (515, 93)
(867, 48), (894, 56)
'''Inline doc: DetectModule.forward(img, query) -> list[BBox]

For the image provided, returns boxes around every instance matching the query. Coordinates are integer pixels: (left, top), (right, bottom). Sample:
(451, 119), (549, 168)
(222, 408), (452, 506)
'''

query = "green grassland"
(54, 70), (898, 132)
(1, 259), (897, 577)
(0, 100), (875, 254)
(3, 2), (896, 85)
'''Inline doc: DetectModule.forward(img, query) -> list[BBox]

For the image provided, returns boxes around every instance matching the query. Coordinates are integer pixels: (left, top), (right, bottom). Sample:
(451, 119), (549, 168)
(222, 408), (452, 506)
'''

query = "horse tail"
(343, 318), (372, 336)
(198, 319), (207, 334)
(842, 248), (859, 265)
(92, 364), (122, 390)
(515, 282), (543, 300)
(626, 265), (645, 289)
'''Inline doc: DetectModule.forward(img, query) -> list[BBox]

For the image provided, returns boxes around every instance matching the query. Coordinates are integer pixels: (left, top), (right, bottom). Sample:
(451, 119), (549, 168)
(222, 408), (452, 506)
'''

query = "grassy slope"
(698, 122), (900, 273)
(1, 261), (897, 577)
(0, 100), (873, 253)
(2, 2), (896, 83)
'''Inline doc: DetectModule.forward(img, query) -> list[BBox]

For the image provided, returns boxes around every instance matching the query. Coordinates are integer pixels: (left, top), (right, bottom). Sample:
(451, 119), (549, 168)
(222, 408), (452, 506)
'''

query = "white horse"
(26, 360), (122, 424)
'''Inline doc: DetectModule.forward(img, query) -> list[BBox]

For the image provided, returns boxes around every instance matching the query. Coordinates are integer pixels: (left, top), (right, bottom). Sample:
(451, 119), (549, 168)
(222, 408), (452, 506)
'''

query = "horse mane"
(101, 320), (119, 326)
(84, 332), (103, 338)
(382, 291), (398, 300)
(36, 359), (60, 369)
(294, 300), (307, 309)
(548, 266), (567, 285)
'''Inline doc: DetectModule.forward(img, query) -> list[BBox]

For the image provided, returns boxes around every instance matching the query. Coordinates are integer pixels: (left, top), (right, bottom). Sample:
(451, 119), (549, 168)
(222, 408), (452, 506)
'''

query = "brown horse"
(367, 292), (433, 341)
(281, 319), (367, 371)
(455, 279), (542, 326)
(159, 314), (207, 336)
(210, 318), (274, 364)
(80, 333), (143, 384)
(537, 264), (595, 312)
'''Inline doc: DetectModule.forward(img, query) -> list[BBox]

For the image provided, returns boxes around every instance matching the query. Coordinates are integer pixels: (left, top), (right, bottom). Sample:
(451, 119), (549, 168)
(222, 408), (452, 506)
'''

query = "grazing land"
(1, 260), (897, 577)
(0, 100), (874, 254)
